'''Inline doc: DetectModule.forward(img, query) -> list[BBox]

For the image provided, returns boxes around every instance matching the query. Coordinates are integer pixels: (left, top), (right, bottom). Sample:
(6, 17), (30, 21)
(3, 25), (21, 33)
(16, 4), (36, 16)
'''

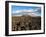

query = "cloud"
(15, 10), (21, 13)
(12, 8), (41, 16)
(13, 8), (41, 13)
(34, 8), (41, 12)
(13, 9), (34, 13)
(12, 10), (38, 16)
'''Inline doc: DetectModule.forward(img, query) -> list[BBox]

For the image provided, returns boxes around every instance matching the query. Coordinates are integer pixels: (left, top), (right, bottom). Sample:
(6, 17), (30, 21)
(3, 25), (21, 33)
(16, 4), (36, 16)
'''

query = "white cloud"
(14, 8), (40, 13)
(12, 8), (40, 16)
(14, 9), (34, 13)
(34, 8), (40, 12)
(15, 10), (21, 13)
(28, 12), (38, 16)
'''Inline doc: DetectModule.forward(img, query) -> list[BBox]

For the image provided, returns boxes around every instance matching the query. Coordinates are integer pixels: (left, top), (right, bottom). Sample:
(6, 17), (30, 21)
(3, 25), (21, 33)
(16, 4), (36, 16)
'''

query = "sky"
(11, 5), (41, 16)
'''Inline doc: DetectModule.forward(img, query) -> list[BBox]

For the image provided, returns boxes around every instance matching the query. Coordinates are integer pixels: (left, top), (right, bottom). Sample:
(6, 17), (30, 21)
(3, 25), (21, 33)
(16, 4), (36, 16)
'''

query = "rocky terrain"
(12, 15), (41, 31)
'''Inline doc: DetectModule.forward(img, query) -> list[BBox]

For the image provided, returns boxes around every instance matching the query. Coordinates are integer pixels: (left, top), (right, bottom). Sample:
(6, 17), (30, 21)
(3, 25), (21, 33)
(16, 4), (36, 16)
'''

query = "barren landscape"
(12, 15), (41, 31)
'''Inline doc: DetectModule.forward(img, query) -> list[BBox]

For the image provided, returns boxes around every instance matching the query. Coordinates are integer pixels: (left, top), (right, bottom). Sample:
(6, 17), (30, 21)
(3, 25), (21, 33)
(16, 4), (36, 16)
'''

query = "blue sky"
(11, 5), (41, 16)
